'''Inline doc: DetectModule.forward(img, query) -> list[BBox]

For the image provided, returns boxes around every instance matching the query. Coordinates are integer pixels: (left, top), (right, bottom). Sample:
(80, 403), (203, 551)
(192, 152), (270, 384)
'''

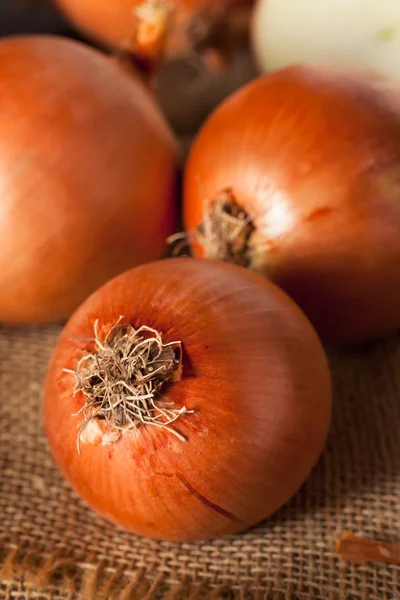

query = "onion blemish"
(65, 318), (191, 453)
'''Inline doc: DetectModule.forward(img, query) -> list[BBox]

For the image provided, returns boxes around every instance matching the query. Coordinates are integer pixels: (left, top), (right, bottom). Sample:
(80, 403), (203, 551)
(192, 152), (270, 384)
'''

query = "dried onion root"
(64, 318), (192, 452)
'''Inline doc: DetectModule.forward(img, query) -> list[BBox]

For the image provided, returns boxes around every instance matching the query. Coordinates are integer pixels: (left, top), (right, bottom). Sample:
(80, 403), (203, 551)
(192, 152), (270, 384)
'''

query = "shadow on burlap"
(0, 325), (399, 599)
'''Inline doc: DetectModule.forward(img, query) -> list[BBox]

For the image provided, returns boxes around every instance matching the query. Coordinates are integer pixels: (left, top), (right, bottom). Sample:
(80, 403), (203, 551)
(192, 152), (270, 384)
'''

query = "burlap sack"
(0, 324), (399, 600)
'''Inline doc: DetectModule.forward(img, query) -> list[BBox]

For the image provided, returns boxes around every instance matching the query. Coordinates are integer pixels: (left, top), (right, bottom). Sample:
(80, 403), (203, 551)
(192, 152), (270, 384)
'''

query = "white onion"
(252, 0), (400, 78)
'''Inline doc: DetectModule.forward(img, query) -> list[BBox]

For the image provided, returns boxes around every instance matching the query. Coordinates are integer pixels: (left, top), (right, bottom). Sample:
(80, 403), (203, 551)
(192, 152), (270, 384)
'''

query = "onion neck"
(195, 190), (254, 268)
(133, 0), (169, 76)
(68, 318), (189, 453)
(121, 0), (253, 80)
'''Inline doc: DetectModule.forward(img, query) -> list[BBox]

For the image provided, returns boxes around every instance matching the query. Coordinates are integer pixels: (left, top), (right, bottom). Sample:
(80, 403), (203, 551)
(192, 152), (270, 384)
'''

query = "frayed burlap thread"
(1, 325), (400, 599)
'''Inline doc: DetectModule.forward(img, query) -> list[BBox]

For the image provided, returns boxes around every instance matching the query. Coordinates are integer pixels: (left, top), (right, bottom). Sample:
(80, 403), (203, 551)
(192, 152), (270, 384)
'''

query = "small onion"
(252, 0), (400, 79)
(0, 35), (178, 324)
(44, 258), (331, 542)
(54, 0), (253, 67)
(184, 65), (400, 343)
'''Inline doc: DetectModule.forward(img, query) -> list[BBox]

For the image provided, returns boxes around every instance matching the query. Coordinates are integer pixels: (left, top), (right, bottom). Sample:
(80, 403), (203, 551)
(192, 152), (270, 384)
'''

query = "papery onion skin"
(252, 0), (400, 79)
(44, 258), (331, 542)
(184, 65), (400, 343)
(54, 0), (252, 60)
(0, 35), (178, 324)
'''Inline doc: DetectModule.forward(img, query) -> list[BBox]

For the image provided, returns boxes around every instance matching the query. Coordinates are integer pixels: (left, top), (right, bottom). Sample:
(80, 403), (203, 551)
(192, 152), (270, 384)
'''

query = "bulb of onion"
(0, 35), (178, 324)
(184, 64), (400, 343)
(252, 0), (400, 79)
(44, 258), (331, 541)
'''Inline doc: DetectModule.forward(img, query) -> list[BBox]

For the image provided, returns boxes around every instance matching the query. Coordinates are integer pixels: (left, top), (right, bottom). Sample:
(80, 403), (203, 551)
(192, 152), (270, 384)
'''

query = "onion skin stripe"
(176, 473), (241, 523)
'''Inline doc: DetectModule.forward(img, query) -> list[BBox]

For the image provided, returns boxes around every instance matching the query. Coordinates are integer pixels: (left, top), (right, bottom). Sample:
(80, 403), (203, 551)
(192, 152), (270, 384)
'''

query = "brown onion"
(54, 0), (253, 68)
(44, 258), (331, 541)
(184, 65), (400, 343)
(0, 35), (178, 324)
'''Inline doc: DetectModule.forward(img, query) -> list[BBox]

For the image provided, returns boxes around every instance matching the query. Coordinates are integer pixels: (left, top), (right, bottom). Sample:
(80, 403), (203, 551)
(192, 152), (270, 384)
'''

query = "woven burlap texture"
(0, 325), (399, 600)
